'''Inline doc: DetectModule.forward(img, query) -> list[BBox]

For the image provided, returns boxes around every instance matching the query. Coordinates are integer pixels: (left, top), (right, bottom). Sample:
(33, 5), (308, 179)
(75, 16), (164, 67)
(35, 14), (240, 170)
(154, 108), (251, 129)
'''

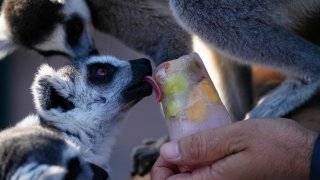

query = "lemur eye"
(88, 63), (117, 85)
(96, 67), (108, 77)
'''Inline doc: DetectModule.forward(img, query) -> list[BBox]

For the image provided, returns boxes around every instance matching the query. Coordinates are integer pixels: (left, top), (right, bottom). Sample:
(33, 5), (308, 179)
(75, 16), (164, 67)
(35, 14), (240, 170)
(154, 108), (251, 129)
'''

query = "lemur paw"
(131, 136), (168, 177)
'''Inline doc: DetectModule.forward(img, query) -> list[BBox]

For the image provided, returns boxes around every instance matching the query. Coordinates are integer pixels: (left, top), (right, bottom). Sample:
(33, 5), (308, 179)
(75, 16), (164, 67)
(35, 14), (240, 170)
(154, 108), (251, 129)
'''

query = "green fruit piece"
(165, 100), (183, 119)
(163, 74), (189, 97)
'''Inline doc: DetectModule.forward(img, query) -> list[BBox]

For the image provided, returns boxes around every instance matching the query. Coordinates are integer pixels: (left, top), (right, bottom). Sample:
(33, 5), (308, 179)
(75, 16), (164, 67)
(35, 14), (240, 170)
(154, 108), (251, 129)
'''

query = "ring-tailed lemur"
(0, 55), (153, 179)
(169, 0), (320, 118)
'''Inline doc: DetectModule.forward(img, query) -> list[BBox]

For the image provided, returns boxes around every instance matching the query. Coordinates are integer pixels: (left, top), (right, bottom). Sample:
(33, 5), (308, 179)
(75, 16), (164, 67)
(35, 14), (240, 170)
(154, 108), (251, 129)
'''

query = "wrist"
(310, 133), (320, 180)
(288, 127), (318, 180)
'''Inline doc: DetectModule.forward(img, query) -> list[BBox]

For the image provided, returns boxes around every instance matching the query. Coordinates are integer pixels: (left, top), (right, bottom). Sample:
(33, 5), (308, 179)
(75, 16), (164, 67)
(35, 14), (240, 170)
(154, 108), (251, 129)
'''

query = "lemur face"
(1, 0), (96, 59)
(32, 56), (152, 146)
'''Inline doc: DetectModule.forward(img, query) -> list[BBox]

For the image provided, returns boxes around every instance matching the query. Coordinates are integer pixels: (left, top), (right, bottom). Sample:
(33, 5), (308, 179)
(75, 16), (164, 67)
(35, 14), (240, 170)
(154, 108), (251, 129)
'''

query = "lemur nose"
(130, 58), (152, 76)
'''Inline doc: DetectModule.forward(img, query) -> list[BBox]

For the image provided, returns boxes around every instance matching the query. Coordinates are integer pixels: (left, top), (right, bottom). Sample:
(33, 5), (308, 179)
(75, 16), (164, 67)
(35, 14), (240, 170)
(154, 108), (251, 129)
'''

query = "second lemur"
(170, 0), (320, 118)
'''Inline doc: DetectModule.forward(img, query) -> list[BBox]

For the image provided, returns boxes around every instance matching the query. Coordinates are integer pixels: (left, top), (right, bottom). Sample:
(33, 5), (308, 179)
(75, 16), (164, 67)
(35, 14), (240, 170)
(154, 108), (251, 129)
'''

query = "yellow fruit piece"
(187, 99), (207, 122)
(199, 79), (219, 103)
(163, 74), (189, 97)
(165, 100), (183, 119)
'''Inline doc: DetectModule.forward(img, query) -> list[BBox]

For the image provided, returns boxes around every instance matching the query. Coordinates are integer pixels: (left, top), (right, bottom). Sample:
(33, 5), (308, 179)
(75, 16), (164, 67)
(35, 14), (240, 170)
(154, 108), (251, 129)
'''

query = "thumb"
(160, 122), (249, 166)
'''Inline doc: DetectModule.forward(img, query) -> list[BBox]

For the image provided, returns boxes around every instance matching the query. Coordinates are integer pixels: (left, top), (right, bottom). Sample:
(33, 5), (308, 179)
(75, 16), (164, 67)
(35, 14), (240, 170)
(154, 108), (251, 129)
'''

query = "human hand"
(152, 118), (318, 180)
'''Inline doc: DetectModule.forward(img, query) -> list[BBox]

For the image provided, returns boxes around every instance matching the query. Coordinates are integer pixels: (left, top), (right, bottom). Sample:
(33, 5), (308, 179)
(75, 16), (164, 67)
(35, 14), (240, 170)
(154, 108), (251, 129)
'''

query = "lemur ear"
(32, 64), (75, 113)
(0, 15), (16, 59)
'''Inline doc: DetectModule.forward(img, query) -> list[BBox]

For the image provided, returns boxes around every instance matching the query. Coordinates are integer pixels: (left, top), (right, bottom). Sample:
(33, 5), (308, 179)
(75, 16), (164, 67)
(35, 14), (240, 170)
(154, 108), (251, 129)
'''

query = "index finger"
(161, 121), (250, 166)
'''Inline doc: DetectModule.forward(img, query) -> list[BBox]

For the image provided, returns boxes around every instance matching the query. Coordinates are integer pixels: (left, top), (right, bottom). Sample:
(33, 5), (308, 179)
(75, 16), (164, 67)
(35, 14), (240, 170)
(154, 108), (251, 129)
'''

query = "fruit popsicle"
(147, 53), (232, 141)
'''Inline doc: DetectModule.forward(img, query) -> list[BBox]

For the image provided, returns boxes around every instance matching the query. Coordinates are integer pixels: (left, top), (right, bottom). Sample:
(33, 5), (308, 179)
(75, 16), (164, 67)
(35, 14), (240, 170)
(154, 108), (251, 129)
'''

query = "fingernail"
(161, 142), (180, 160)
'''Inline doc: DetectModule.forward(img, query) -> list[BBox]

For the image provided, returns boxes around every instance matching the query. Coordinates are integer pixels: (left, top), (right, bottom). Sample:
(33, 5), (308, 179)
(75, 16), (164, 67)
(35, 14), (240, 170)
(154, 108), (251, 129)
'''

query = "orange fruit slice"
(199, 80), (219, 103)
(187, 99), (207, 122)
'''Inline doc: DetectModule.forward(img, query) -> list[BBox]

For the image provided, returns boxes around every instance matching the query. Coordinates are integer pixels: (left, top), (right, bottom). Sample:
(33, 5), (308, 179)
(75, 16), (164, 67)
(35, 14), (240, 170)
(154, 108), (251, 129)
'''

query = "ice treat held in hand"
(149, 53), (232, 140)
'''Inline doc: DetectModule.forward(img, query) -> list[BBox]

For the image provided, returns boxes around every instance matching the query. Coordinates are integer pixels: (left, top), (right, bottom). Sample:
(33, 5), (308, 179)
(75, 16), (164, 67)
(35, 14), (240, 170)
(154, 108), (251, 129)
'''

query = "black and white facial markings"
(0, 0), (97, 59)
(0, 55), (152, 179)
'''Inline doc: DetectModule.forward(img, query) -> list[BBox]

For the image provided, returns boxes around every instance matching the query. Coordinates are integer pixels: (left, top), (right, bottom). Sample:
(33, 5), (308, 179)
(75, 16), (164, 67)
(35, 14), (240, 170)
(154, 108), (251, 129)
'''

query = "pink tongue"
(144, 76), (162, 102)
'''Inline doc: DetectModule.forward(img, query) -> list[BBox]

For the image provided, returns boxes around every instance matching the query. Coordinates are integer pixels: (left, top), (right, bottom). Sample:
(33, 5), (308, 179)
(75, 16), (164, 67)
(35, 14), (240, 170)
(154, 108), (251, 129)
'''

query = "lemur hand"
(152, 118), (317, 180)
(131, 136), (169, 177)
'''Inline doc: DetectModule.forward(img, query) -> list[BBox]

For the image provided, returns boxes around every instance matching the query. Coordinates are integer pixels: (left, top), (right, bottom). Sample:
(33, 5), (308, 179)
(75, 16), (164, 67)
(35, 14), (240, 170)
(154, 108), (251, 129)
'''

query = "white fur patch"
(16, 114), (41, 128)
(32, 64), (58, 114)
(34, 25), (69, 54)
(51, 0), (65, 4)
(11, 163), (66, 180)
(0, 15), (10, 42)
(85, 55), (129, 67)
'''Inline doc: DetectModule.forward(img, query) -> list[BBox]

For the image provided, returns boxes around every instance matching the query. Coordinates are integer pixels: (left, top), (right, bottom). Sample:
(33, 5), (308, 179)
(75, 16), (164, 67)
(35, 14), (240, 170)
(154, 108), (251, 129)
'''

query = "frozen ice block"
(154, 53), (232, 140)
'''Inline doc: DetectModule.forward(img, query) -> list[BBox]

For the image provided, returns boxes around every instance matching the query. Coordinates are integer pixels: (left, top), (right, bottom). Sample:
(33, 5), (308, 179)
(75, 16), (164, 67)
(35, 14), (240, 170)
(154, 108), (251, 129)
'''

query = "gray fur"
(170, 0), (320, 118)
(86, 0), (192, 65)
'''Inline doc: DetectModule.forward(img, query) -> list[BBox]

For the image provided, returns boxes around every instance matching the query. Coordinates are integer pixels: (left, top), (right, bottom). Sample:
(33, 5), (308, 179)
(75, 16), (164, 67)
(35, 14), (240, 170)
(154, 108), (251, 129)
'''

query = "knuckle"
(227, 123), (250, 152)
(184, 134), (206, 160)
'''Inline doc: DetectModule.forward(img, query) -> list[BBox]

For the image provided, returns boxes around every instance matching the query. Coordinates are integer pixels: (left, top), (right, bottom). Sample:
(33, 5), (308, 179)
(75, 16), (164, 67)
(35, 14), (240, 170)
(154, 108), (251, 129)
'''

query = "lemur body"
(85, 0), (191, 65)
(169, 0), (320, 118)
(0, 56), (153, 179)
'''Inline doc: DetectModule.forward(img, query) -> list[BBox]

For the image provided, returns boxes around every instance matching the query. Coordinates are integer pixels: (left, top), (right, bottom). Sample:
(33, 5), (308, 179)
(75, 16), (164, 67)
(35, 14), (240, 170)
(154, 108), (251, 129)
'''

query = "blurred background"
(0, 27), (167, 179)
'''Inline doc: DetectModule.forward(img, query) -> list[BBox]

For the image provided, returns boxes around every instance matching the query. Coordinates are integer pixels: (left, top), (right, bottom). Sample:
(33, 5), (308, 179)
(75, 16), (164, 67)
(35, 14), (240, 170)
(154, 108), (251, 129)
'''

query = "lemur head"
(31, 56), (152, 169)
(0, 0), (96, 59)
(32, 55), (152, 136)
